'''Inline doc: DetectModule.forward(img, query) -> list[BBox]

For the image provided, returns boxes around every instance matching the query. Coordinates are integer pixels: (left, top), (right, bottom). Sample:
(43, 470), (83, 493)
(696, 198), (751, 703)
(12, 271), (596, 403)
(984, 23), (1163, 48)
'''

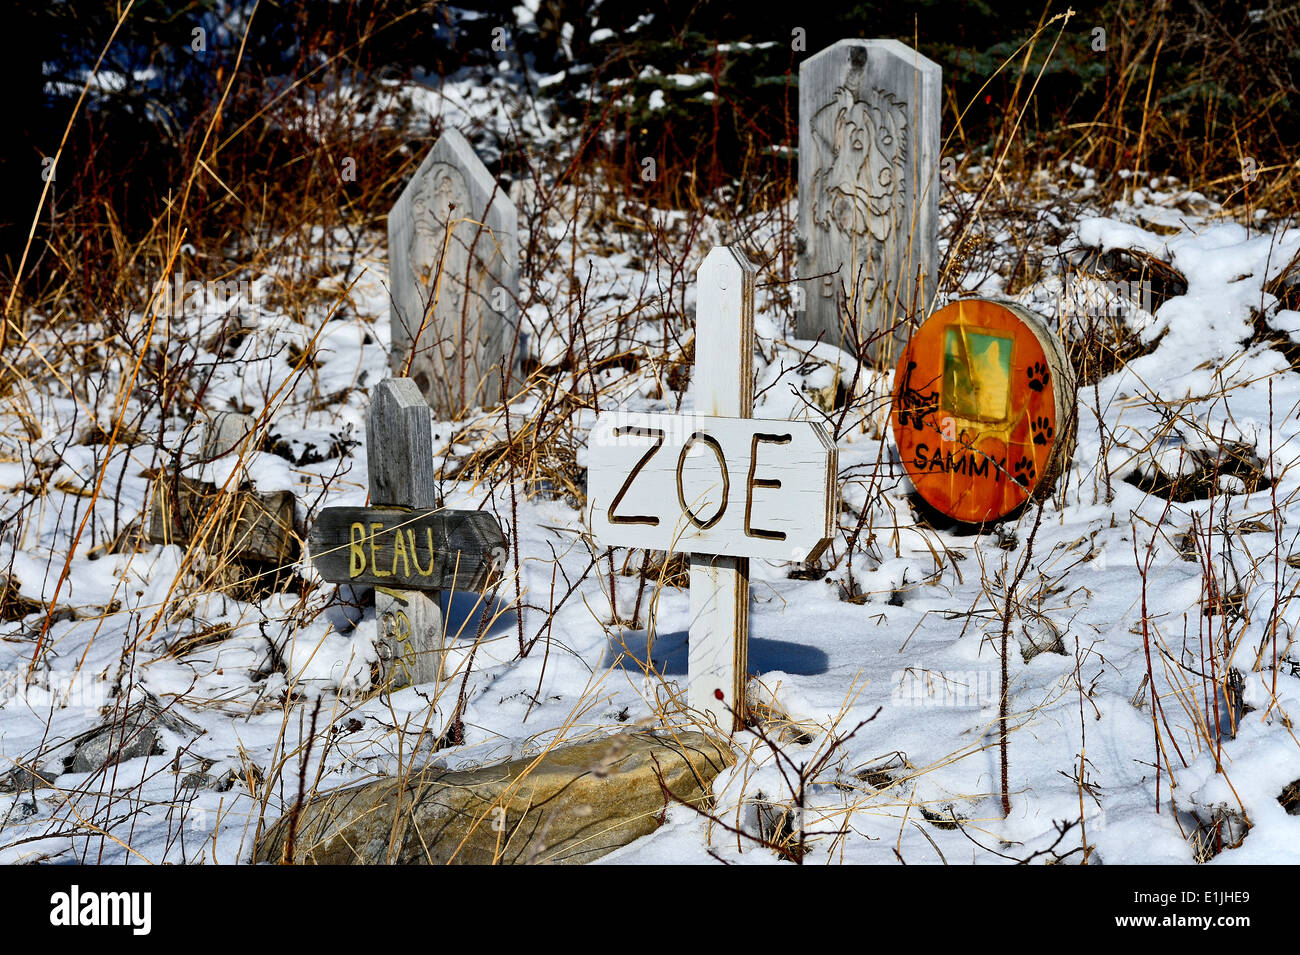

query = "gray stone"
(254, 730), (733, 865)
(797, 39), (941, 365)
(0, 764), (46, 793)
(69, 693), (200, 776)
(181, 765), (235, 792)
(388, 129), (519, 418)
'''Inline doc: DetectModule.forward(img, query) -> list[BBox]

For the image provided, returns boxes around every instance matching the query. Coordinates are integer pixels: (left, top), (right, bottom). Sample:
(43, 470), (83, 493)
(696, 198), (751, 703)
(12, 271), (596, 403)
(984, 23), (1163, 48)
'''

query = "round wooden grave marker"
(890, 299), (1076, 524)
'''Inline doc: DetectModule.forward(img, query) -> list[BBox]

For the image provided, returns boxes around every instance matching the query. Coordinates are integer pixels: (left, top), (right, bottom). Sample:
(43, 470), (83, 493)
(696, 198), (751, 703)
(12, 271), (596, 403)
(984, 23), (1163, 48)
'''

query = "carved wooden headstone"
(588, 247), (838, 731)
(797, 39), (941, 367)
(890, 300), (1076, 524)
(389, 129), (519, 419)
(147, 411), (297, 563)
(307, 379), (506, 689)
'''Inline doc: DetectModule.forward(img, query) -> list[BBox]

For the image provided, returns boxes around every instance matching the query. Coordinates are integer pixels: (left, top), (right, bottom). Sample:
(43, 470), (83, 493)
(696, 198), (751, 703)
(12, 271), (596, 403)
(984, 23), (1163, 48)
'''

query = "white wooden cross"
(588, 247), (838, 731)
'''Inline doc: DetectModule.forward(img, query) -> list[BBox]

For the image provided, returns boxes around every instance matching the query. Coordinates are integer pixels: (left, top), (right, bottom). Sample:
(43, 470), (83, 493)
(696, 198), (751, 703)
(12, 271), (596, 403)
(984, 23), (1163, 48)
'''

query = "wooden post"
(147, 411), (297, 563)
(366, 379), (445, 687)
(689, 247), (756, 732)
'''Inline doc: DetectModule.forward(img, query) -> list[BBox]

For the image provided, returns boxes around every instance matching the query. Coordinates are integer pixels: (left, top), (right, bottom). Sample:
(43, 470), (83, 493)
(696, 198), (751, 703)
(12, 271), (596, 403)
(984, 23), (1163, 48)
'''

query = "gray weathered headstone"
(389, 129), (519, 419)
(201, 411), (256, 464)
(797, 39), (941, 366)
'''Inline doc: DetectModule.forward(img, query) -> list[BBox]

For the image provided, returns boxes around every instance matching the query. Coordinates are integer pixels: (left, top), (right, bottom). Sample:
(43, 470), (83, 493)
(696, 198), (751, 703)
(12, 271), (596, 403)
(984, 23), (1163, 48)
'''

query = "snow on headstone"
(797, 39), (941, 366)
(388, 129), (519, 419)
(146, 412), (297, 564)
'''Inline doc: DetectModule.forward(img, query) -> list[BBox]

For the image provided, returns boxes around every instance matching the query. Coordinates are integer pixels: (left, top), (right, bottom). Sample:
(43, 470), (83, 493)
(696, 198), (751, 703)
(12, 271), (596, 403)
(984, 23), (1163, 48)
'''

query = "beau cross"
(308, 379), (505, 688)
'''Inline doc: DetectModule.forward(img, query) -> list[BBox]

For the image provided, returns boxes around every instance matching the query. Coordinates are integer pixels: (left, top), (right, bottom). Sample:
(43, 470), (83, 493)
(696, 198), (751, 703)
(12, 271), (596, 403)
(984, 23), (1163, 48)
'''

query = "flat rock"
(0, 763), (47, 792)
(254, 730), (733, 865)
(69, 693), (201, 776)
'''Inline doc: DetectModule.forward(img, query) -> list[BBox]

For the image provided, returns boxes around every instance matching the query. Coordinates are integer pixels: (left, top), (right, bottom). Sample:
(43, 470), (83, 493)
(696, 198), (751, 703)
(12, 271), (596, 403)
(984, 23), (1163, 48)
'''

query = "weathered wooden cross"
(308, 379), (505, 688)
(588, 247), (838, 732)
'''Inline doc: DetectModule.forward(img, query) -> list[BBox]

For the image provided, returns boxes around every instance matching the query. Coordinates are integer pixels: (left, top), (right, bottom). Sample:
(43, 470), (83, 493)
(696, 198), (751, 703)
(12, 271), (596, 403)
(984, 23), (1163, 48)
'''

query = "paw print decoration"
(1027, 361), (1050, 392)
(1032, 416), (1054, 446)
(1013, 455), (1037, 488)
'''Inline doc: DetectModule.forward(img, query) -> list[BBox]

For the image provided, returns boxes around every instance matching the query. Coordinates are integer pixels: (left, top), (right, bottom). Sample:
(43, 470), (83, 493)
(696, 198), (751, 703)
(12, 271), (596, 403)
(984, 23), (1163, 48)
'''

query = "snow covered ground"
(2, 74), (1298, 864)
